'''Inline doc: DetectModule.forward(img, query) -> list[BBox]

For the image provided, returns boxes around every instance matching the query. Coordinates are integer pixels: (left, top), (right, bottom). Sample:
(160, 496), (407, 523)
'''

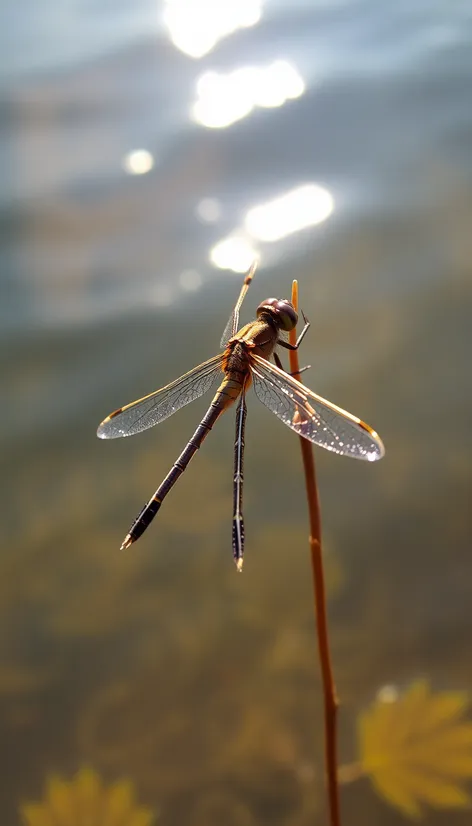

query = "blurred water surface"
(2, 0), (472, 824)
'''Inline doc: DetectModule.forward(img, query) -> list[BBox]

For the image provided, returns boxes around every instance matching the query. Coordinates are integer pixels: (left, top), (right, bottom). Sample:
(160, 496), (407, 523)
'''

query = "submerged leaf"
(358, 679), (472, 819)
(20, 767), (154, 826)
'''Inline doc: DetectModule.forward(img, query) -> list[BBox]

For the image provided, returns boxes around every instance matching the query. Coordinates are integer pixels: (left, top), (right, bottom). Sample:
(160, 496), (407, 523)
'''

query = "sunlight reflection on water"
(192, 61), (305, 129)
(163, 0), (263, 58)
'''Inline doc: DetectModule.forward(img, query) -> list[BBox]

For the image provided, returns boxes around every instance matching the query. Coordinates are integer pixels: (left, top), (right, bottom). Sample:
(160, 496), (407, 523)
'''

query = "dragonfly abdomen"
(120, 395), (227, 550)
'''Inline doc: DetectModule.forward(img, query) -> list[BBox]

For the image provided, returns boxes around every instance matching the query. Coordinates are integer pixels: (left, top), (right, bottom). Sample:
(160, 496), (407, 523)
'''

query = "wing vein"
(97, 354), (224, 439)
(250, 354), (384, 461)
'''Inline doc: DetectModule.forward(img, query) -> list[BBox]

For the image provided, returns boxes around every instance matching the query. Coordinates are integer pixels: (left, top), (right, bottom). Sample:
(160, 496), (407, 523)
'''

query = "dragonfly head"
(256, 298), (298, 331)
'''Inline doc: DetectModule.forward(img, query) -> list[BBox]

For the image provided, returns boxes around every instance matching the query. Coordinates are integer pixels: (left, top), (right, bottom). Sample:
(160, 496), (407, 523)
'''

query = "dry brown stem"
(288, 280), (340, 826)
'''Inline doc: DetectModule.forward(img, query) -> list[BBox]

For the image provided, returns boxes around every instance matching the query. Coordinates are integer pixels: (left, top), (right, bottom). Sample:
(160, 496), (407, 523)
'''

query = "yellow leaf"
(368, 768), (422, 819)
(20, 803), (55, 826)
(45, 777), (75, 826)
(414, 691), (469, 730)
(103, 779), (134, 826)
(19, 767), (154, 826)
(127, 809), (155, 826)
(70, 766), (102, 813)
(358, 679), (472, 819)
(393, 766), (470, 809)
(72, 766), (102, 824)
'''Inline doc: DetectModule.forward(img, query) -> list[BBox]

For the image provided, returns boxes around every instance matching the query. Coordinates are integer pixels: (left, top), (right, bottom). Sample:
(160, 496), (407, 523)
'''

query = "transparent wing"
(97, 354), (224, 439)
(220, 311), (237, 348)
(250, 355), (384, 461)
(220, 260), (258, 347)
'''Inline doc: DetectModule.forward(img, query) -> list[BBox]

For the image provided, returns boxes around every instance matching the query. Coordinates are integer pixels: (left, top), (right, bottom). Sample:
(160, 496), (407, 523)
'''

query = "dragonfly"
(97, 262), (384, 570)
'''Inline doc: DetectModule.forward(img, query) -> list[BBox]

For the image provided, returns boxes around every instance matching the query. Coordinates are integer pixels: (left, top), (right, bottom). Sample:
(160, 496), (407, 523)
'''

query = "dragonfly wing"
(220, 311), (236, 348)
(220, 260), (258, 347)
(97, 354), (224, 439)
(250, 355), (384, 461)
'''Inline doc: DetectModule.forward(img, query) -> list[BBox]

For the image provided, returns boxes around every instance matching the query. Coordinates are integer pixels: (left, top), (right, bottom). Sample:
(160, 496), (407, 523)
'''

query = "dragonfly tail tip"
(236, 558), (244, 572)
(120, 534), (133, 551)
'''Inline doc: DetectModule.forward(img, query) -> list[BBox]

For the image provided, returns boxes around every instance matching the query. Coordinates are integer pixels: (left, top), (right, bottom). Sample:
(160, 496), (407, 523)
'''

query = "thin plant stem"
(288, 280), (341, 826)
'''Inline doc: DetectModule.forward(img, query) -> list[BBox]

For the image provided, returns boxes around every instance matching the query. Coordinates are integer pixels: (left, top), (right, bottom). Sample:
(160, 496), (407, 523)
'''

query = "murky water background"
(2, 0), (472, 823)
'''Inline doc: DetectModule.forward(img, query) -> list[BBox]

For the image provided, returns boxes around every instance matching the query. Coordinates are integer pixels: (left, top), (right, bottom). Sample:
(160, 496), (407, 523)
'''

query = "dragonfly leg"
(291, 364), (311, 377)
(274, 351), (310, 378)
(277, 310), (310, 351)
(273, 352), (283, 370)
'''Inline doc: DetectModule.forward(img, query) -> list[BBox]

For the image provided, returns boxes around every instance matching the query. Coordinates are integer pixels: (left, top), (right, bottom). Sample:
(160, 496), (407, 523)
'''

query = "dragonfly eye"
(257, 298), (298, 331)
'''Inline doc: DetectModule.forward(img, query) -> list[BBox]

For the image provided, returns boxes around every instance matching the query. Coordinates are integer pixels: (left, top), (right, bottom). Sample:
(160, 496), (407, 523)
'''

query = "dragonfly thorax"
(256, 298), (298, 331)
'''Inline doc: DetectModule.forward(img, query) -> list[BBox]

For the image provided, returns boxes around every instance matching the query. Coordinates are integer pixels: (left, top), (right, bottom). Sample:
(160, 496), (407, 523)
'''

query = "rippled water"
(2, 0), (472, 823)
